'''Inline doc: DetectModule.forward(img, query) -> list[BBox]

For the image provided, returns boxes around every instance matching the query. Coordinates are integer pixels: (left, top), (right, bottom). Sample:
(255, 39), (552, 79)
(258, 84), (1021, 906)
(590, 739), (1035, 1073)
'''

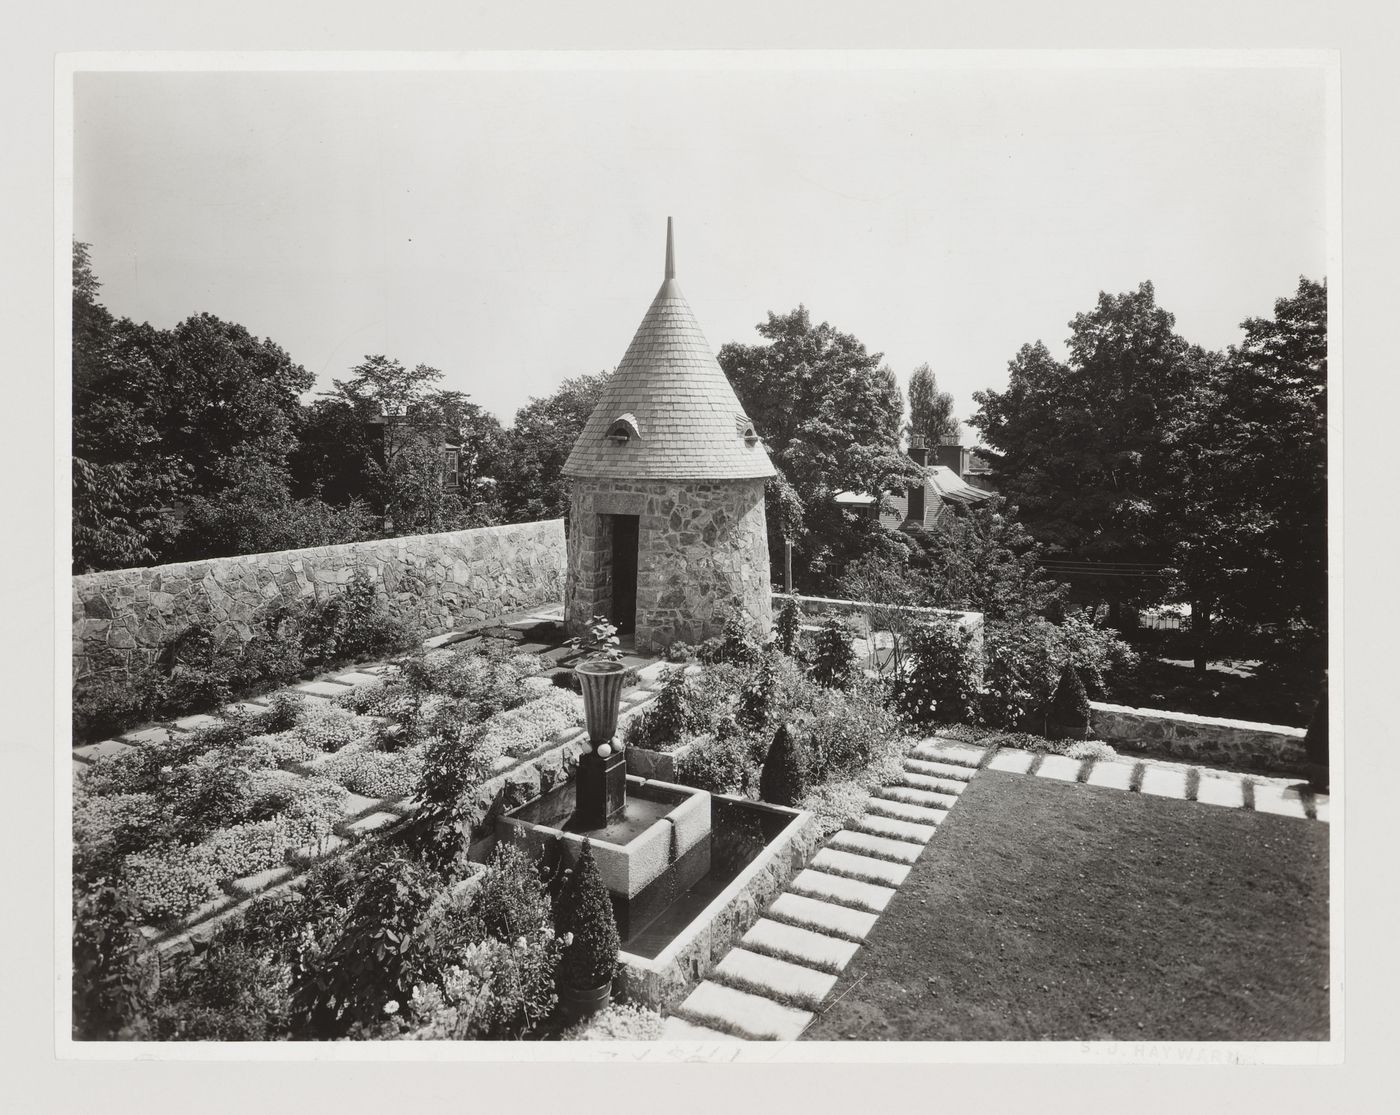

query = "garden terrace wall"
(791, 594), (984, 655)
(1089, 701), (1308, 775)
(72, 520), (566, 686)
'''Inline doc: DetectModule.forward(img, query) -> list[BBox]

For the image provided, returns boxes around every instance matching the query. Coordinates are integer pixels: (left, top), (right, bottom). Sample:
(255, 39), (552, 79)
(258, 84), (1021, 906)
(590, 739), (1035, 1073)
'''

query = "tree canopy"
(717, 306), (919, 587)
(906, 362), (958, 447)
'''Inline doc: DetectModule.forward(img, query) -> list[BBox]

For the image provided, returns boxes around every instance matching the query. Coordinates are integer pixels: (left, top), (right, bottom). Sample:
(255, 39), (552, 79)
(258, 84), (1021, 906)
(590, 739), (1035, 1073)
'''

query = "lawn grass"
(802, 768), (1329, 1041)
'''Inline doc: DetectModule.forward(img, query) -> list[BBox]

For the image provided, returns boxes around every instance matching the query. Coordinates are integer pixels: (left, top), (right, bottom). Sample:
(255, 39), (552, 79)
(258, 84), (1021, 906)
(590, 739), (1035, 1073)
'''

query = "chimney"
(906, 435), (927, 525)
(908, 433), (930, 467)
(935, 435), (964, 474)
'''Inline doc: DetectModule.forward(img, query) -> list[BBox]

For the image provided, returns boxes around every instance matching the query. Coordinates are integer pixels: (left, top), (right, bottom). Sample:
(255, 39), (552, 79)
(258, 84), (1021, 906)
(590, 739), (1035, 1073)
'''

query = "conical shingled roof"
(563, 219), (776, 481)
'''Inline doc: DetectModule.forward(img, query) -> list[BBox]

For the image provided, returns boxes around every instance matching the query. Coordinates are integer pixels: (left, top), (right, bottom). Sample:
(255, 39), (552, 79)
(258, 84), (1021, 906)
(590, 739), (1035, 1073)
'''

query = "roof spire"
(664, 216), (675, 280)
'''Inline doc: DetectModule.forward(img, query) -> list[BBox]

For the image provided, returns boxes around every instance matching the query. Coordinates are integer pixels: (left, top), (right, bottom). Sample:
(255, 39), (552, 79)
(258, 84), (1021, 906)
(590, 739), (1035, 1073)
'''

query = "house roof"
(562, 219), (777, 481)
(838, 462), (994, 531)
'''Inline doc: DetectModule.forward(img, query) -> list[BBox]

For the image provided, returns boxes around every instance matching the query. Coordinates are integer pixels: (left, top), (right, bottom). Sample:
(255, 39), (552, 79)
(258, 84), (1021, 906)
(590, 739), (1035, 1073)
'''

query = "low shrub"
(262, 691), (310, 732)
(980, 615), (1135, 731)
(73, 791), (164, 877)
(481, 691), (582, 757)
(560, 1001), (664, 1041)
(293, 704), (378, 753)
(409, 935), (559, 1041)
(122, 844), (222, 925)
(624, 667), (702, 751)
(893, 619), (981, 726)
(318, 747), (425, 800)
(290, 849), (438, 1038)
(673, 733), (760, 796)
(809, 617), (856, 689)
(401, 723), (502, 875)
(145, 939), (292, 1041)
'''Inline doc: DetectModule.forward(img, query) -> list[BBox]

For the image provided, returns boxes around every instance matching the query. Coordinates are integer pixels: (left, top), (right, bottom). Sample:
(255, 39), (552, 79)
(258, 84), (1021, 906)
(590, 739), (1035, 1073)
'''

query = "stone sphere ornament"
(597, 743), (613, 759)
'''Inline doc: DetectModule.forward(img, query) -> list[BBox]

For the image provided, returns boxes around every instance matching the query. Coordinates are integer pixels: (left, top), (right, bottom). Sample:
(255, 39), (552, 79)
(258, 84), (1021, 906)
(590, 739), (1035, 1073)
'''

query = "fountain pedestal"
(575, 749), (626, 829)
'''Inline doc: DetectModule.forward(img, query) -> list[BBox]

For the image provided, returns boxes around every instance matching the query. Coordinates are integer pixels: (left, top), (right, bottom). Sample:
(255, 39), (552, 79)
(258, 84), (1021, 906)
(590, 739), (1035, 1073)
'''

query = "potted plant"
(569, 615), (626, 757)
(554, 838), (620, 1020)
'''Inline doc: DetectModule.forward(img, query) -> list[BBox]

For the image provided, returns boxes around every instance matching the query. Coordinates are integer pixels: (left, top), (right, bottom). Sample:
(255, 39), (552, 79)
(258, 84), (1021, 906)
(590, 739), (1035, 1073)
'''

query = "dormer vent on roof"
(605, 413), (641, 444)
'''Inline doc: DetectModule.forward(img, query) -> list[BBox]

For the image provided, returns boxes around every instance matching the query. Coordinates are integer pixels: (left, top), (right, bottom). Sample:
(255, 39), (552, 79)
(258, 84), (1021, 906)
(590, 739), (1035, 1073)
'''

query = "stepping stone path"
(662, 731), (1332, 1043)
(662, 737), (985, 1042)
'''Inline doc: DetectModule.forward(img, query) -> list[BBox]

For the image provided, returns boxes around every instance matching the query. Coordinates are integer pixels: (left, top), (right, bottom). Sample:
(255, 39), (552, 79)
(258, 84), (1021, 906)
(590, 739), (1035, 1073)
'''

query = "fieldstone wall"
(565, 477), (771, 654)
(1089, 701), (1308, 775)
(73, 520), (566, 685)
(790, 593), (984, 655)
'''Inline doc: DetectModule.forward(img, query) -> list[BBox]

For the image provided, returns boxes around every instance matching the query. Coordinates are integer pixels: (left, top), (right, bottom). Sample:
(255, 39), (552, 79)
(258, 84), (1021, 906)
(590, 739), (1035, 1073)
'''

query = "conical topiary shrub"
(759, 722), (807, 807)
(555, 839), (620, 999)
(1046, 663), (1091, 740)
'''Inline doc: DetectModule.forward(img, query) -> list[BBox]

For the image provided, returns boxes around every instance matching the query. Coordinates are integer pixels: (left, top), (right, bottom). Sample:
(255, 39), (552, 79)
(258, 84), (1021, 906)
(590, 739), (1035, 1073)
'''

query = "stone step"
(768, 893), (880, 942)
(742, 918), (862, 973)
(659, 1017), (743, 1042)
(850, 813), (937, 844)
(865, 798), (949, 826)
(1034, 754), (1083, 782)
(715, 948), (839, 1010)
(827, 828), (925, 865)
(918, 739), (987, 766)
(677, 981), (814, 1042)
(811, 847), (911, 888)
(789, 868), (897, 914)
(906, 748), (979, 777)
(1084, 759), (1134, 790)
(877, 785), (959, 810)
(986, 748), (1035, 774)
(898, 769), (968, 796)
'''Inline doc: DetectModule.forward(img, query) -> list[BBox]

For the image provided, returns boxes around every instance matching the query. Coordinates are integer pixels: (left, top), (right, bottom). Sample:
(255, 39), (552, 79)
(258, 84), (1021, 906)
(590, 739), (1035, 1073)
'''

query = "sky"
(73, 59), (1328, 437)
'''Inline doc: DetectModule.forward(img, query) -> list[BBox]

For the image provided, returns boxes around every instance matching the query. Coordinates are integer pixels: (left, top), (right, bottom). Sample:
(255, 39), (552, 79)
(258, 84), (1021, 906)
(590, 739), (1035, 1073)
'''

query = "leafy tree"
(718, 306), (920, 588)
(1192, 277), (1327, 663)
(906, 362), (958, 446)
(902, 497), (1067, 621)
(490, 371), (612, 521)
(303, 356), (490, 536)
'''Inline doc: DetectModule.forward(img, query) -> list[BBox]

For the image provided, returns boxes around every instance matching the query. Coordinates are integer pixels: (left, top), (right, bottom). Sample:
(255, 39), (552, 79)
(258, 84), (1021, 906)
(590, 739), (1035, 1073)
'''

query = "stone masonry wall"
(1089, 701), (1308, 775)
(73, 520), (566, 685)
(566, 477), (771, 654)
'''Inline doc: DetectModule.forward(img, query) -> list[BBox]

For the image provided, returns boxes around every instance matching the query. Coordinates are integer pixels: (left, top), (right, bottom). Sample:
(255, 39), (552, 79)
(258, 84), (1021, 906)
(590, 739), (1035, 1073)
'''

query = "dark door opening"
(611, 514), (639, 635)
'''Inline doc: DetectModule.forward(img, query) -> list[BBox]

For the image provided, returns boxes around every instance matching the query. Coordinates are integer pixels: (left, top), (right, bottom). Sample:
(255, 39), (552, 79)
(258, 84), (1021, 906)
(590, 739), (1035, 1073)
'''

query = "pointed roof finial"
(664, 216), (676, 280)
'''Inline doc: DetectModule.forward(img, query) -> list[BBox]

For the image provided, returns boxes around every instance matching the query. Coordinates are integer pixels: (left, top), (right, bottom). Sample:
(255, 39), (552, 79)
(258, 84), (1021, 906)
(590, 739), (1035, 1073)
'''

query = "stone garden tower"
(563, 219), (775, 653)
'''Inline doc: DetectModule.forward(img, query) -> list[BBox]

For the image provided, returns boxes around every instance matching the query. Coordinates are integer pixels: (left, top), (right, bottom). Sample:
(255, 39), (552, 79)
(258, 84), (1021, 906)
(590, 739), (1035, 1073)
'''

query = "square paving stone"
(72, 739), (138, 763)
(852, 813), (937, 844)
(920, 739), (987, 766)
(295, 680), (355, 698)
(172, 713), (223, 732)
(333, 671), (384, 686)
(827, 829), (924, 864)
(811, 847), (911, 888)
(769, 893), (880, 941)
(289, 835), (348, 866)
(679, 981), (814, 1042)
(866, 798), (949, 826)
(1085, 759), (1135, 791)
(790, 869), (896, 914)
(987, 748), (1035, 774)
(1139, 765), (1189, 799)
(339, 811), (400, 837)
(1036, 754), (1083, 782)
(743, 918), (861, 973)
(1194, 774), (1245, 809)
(1251, 781), (1311, 819)
(227, 865), (294, 897)
(120, 726), (180, 745)
(716, 949), (838, 1009)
